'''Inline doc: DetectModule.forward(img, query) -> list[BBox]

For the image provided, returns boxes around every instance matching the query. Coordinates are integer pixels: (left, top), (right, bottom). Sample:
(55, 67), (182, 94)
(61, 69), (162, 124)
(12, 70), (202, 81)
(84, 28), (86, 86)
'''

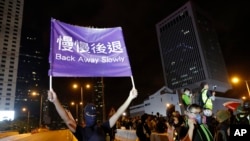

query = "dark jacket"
(136, 122), (151, 141)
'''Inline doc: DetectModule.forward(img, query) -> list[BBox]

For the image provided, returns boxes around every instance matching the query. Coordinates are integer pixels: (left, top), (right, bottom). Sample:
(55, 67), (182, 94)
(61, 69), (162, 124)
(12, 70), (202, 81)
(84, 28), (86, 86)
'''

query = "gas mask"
(195, 114), (202, 124)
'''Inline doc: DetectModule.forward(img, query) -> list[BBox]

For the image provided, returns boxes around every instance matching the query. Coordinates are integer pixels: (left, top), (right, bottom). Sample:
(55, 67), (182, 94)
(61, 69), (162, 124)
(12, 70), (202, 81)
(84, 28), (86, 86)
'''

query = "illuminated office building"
(92, 78), (105, 122)
(0, 0), (24, 120)
(156, 1), (231, 92)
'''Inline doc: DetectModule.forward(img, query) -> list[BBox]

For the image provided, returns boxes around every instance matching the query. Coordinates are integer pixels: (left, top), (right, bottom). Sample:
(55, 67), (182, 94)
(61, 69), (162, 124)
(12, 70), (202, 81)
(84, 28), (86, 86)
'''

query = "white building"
(0, 0), (24, 120)
(129, 86), (241, 117)
(129, 86), (180, 117)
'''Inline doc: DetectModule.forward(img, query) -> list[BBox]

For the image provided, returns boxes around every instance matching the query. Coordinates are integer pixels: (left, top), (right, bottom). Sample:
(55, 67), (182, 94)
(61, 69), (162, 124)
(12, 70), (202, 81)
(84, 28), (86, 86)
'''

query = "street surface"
(0, 130), (77, 141)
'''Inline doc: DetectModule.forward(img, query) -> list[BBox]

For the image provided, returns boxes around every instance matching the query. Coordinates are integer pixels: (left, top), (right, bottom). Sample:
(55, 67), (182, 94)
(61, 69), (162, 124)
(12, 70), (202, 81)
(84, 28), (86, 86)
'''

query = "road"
(0, 130), (77, 141)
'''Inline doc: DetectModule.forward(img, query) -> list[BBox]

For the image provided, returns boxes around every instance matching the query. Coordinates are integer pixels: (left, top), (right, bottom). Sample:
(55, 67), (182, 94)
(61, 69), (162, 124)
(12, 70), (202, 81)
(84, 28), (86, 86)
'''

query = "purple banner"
(49, 18), (132, 77)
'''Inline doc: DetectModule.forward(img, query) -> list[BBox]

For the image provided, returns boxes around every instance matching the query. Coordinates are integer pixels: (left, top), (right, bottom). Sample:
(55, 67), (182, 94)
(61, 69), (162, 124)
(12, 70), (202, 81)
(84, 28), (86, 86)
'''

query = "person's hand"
(212, 91), (216, 96)
(187, 118), (196, 129)
(47, 89), (58, 103)
(129, 88), (138, 100)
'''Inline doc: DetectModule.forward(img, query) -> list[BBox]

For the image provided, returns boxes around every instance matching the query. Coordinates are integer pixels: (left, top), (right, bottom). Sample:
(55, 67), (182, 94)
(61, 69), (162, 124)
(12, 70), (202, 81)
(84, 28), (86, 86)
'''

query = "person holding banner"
(47, 87), (137, 141)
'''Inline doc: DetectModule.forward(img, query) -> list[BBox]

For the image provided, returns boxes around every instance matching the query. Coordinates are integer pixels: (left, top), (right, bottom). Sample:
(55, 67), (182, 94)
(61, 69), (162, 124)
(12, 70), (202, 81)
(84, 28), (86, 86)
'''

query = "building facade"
(14, 30), (47, 120)
(0, 0), (24, 120)
(92, 77), (106, 122)
(155, 1), (231, 93)
(129, 86), (181, 117)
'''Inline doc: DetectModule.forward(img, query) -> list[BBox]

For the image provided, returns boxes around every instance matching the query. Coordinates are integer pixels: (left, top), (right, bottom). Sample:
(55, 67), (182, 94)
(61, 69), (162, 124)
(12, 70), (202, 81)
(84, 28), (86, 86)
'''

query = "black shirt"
(74, 121), (110, 141)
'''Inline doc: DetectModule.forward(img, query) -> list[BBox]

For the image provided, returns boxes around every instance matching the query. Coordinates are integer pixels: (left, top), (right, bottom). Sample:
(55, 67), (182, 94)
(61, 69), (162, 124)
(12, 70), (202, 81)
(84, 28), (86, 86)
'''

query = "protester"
(107, 107), (117, 141)
(198, 82), (216, 133)
(47, 88), (137, 141)
(199, 82), (215, 110)
(180, 104), (213, 141)
(242, 99), (250, 124)
(214, 110), (231, 141)
(233, 105), (250, 124)
(166, 117), (175, 141)
(182, 88), (192, 109)
(227, 108), (236, 125)
(136, 113), (151, 141)
(167, 111), (185, 141)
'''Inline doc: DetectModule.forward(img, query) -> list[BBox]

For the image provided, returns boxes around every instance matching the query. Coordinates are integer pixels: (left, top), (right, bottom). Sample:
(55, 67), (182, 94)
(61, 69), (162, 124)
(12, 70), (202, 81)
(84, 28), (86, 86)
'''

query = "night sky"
(22, 0), (250, 112)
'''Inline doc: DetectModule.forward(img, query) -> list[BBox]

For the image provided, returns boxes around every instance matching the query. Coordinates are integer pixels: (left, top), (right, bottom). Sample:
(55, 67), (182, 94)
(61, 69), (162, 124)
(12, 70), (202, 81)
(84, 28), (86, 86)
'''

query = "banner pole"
(49, 76), (52, 90)
(130, 76), (135, 88)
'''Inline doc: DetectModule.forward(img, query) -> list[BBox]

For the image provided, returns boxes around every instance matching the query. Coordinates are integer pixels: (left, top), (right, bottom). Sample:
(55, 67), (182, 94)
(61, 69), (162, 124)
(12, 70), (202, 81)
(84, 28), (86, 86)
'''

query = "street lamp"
(31, 91), (43, 127)
(231, 77), (250, 97)
(72, 83), (91, 105)
(72, 83), (90, 124)
(22, 107), (30, 131)
(71, 101), (82, 124)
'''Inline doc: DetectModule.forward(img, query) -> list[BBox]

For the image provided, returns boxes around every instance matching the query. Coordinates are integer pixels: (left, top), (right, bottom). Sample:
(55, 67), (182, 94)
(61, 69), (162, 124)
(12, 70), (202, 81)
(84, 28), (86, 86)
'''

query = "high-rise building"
(14, 0), (48, 122)
(156, 1), (231, 93)
(0, 0), (24, 121)
(92, 77), (105, 122)
(14, 31), (47, 119)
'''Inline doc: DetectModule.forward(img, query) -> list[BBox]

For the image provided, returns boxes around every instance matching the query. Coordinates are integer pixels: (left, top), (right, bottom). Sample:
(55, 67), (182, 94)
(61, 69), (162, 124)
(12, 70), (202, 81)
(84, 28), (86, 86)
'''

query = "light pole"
(245, 80), (250, 97)
(72, 83), (90, 124)
(231, 77), (250, 97)
(31, 91), (43, 127)
(71, 102), (82, 123)
(22, 108), (30, 131)
(39, 95), (43, 127)
(73, 83), (91, 105)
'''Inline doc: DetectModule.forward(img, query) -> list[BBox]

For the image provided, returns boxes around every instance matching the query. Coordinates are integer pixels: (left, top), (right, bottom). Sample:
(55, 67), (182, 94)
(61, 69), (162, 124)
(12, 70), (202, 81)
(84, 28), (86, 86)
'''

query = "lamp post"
(73, 83), (91, 105)
(31, 91), (43, 127)
(39, 95), (43, 127)
(71, 101), (82, 123)
(231, 77), (250, 97)
(72, 83), (90, 124)
(245, 80), (250, 97)
(22, 108), (30, 131)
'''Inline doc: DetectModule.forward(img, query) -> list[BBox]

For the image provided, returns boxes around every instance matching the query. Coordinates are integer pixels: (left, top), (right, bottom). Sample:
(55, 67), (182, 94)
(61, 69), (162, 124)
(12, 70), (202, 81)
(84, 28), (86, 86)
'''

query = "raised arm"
(47, 89), (77, 132)
(109, 88), (138, 128)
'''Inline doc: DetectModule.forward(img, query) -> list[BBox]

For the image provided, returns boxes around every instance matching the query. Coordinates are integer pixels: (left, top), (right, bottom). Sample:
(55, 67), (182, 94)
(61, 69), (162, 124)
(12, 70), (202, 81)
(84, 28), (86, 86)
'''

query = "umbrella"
(223, 101), (241, 111)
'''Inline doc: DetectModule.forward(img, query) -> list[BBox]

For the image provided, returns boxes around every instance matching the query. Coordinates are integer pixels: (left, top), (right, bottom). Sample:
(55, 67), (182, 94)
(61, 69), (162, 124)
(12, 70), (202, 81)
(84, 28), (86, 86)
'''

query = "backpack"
(198, 90), (204, 107)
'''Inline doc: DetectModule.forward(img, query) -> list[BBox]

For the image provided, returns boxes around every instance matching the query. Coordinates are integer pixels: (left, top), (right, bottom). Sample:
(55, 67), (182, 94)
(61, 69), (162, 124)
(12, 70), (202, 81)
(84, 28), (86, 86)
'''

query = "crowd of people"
(112, 81), (250, 141)
(130, 81), (250, 141)
(47, 81), (250, 141)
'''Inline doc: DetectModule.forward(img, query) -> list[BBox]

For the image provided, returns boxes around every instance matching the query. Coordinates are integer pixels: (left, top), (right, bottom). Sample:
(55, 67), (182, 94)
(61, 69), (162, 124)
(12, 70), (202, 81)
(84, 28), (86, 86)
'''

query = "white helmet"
(203, 109), (213, 117)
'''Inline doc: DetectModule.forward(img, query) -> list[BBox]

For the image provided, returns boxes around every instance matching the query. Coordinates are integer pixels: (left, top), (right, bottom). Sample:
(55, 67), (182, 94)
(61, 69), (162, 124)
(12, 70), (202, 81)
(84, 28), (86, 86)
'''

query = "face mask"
(185, 91), (190, 96)
(195, 114), (202, 124)
(85, 115), (97, 127)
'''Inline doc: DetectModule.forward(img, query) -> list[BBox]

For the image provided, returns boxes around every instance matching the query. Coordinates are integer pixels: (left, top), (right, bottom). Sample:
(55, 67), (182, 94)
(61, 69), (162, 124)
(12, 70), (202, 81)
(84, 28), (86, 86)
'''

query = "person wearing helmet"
(242, 99), (250, 124)
(233, 105), (250, 125)
(243, 99), (250, 112)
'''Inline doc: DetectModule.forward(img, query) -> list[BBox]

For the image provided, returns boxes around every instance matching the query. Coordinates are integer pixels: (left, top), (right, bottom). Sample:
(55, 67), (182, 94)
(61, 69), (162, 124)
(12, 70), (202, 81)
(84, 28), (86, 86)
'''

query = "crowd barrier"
(115, 129), (168, 141)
